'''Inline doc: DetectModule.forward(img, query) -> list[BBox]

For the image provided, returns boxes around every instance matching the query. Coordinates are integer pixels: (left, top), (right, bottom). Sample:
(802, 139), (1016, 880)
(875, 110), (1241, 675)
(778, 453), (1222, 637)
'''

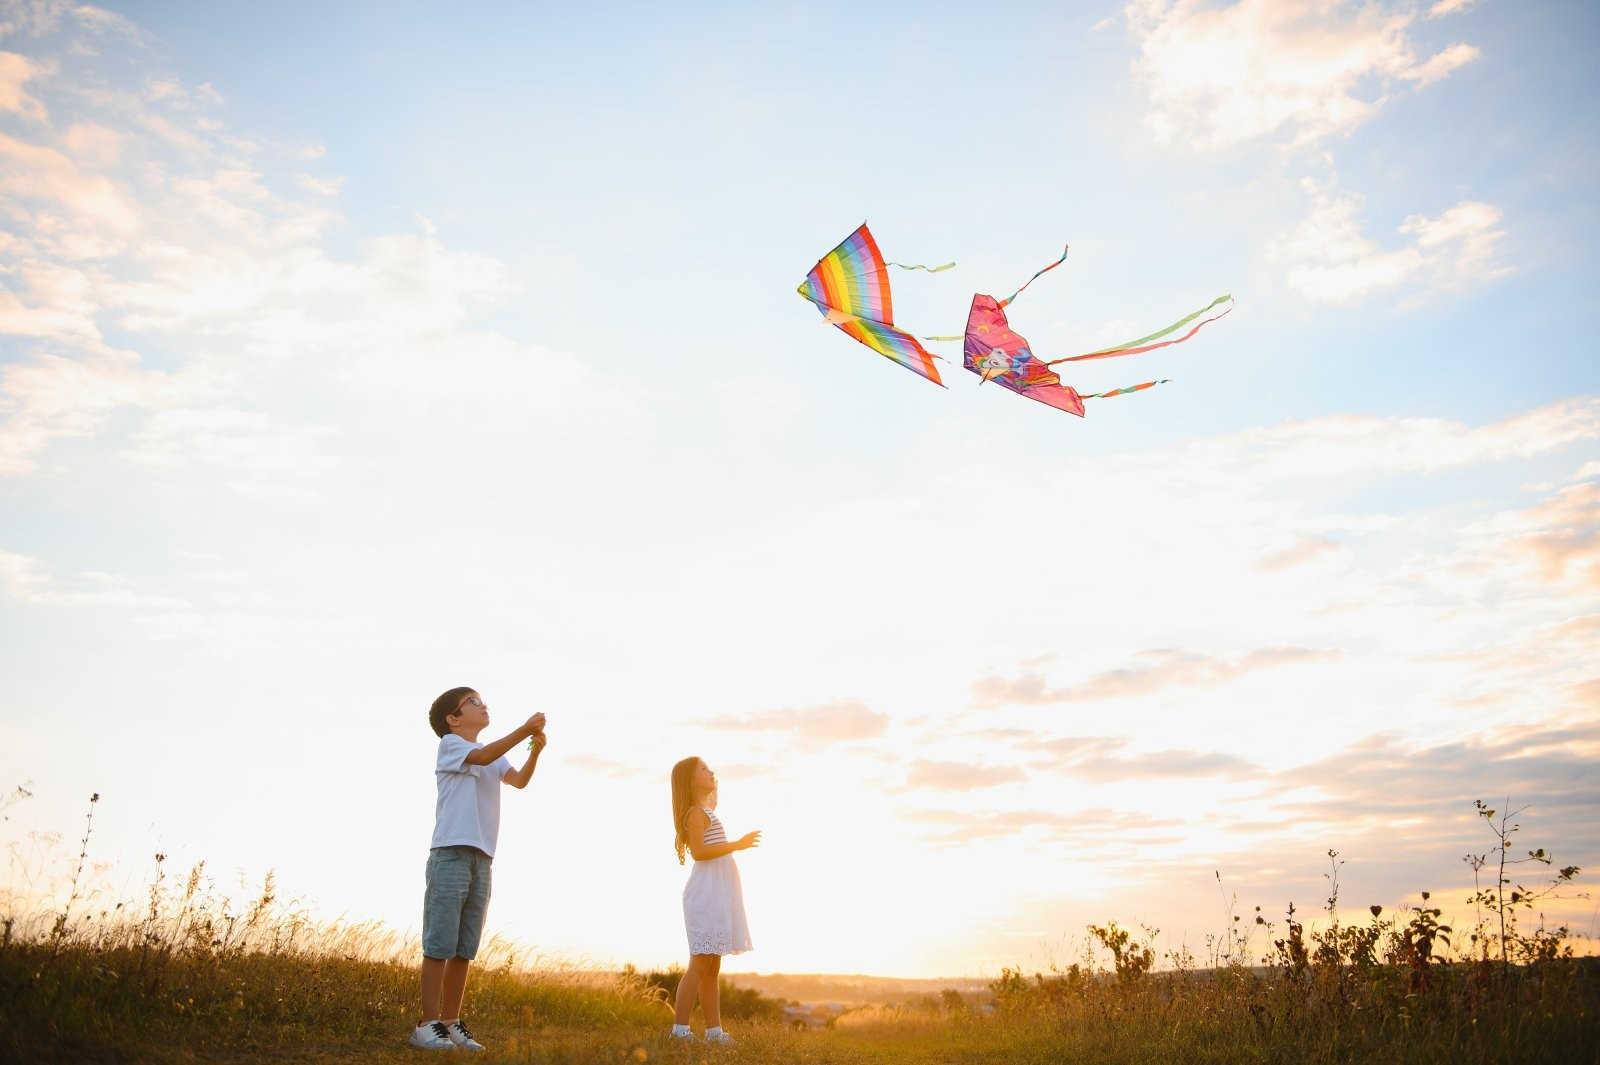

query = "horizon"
(7, 783), (1591, 981)
(2, 0), (1597, 979)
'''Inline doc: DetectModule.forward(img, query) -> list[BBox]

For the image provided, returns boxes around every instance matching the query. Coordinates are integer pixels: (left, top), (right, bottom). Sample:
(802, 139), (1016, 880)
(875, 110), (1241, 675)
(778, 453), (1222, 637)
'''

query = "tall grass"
(969, 805), (1595, 1065)
(1, 792), (667, 1062)
(3, 790), (1595, 1064)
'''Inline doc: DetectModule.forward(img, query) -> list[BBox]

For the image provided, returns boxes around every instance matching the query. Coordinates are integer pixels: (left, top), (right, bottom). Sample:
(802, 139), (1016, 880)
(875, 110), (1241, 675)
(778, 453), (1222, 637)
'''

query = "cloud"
(1123, 2), (1497, 309)
(0, 259), (105, 342)
(1421, 480), (1600, 604)
(1011, 734), (1130, 761)
(0, 2), (139, 42)
(1401, 41), (1480, 86)
(0, 548), (46, 599)
(60, 121), (121, 165)
(1125, 0), (1480, 150)
(0, 130), (141, 234)
(1420, 613), (1600, 714)
(0, 547), (186, 608)
(295, 173), (343, 197)
(564, 755), (642, 780)
(0, 50), (46, 120)
(0, 41), (572, 487)
(0, 350), (182, 475)
(1258, 535), (1342, 572)
(902, 761), (1027, 791)
(703, 699), (889, 750)
(1427, 0), (1477, 18)
(145, 77), (223, 108)
(1149, 397), (1600, 485)
(1272, 180), (1509, 304)
(1000, 733), (1258, 782)
(908, 806), (1180, 844)
(1268, 723), (1600, 834)
(1053, 747), (1259, 782)
(1506, 482), (1600, 590)
(974, 646), (1338, 707)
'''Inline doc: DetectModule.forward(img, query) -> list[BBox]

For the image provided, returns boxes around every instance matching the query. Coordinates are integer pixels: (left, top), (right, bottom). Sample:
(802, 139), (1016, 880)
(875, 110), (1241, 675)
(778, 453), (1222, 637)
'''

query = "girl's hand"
(736, 830), (762, 851)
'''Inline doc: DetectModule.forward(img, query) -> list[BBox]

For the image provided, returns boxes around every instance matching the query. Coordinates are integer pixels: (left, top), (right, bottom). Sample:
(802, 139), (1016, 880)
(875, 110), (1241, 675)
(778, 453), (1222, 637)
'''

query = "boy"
(410, 686), (547, 1052)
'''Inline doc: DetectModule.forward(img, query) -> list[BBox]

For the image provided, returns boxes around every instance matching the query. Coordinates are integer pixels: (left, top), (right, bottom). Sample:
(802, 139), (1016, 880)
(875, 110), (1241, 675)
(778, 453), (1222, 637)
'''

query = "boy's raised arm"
(465, 713), (545, 765)
(505, 731), (546, 789)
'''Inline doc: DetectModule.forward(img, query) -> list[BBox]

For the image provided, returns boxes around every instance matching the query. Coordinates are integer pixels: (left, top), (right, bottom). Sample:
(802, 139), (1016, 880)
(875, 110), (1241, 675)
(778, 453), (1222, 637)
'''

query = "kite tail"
(1047, 295), (1233, 365)
(885, 260), (956, 273)
(1082, 378), (1170, 400)
(999, 245), (1070, 308)
(918, 244), (1069, 335)
(1049, 299), (1235, 364)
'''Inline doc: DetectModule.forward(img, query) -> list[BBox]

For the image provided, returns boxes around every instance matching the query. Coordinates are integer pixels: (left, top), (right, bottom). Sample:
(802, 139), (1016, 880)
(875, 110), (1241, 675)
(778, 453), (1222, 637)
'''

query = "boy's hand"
(529, 731), (548, 754)
(735, 830), (761, 851)
(523, 712), (546, 735)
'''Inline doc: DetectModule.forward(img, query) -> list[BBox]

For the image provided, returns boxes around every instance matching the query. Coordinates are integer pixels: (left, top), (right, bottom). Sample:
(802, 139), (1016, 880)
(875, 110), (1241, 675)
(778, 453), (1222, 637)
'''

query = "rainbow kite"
(796, 223), (949, 387)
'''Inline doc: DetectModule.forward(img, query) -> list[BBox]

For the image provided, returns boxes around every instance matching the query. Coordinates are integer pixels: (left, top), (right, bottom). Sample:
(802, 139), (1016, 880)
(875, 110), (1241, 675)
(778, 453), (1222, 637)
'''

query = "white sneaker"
(409, 1020), (456, 1050)
(444, 1020), (484, 1052)
(669, 1027), (697, 1041)
(705, 1030), (737, 1045)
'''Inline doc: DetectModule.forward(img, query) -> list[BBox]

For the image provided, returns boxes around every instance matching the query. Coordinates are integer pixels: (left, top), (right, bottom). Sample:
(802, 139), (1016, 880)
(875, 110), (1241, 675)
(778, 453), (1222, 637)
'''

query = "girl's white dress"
(682, 807), (752, 956)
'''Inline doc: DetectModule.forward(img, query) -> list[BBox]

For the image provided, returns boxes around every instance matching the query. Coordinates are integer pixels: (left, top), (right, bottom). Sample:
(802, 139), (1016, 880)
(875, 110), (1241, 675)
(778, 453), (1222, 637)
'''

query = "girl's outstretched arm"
(684, 808), (761, 862)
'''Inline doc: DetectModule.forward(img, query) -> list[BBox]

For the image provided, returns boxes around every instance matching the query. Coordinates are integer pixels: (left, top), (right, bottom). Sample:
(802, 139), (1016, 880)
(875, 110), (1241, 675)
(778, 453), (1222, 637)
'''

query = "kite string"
(885, 260), (956, 273)
(999, 244), (1069, 308)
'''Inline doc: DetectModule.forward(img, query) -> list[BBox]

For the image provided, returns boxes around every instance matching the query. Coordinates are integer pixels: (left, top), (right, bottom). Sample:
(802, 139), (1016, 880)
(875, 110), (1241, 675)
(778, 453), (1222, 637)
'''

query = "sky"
(1, 0), (1597, 978)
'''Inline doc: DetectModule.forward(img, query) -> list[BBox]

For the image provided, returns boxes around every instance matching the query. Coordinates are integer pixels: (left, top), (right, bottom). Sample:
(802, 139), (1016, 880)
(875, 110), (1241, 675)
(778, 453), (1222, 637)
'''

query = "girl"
(669, 756), (760, 1045)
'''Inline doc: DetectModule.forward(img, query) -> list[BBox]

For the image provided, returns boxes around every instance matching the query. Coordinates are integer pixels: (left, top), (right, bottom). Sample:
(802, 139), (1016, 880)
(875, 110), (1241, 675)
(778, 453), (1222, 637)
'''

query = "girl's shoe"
(408, 1020), (455, 1050)
(705, 1030), (737, 1045)
(669, 1026), (697, 1041)
(445, 1020), (485, 1052)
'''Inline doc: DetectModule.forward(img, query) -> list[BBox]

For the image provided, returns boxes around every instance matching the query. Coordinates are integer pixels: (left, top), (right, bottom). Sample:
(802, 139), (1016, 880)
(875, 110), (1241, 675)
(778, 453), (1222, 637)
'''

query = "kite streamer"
(1081, 379), (1170, 399)
(998, 244), (1069, 308)
(885, 259), (956, 273)
(1046, 295), (1233, 364)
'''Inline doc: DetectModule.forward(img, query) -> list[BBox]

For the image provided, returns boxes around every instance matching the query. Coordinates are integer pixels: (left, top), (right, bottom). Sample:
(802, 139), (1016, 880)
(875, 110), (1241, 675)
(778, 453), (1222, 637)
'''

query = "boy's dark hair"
(429, 687), (476, 738)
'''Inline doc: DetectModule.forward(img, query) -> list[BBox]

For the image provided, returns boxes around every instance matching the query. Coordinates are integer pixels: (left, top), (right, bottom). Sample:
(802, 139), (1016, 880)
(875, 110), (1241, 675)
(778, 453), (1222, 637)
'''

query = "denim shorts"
(422, 846), (493, 960)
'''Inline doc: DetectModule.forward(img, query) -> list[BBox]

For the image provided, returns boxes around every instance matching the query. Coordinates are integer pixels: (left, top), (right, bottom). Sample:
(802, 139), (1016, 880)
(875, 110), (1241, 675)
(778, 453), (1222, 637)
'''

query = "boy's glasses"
(459, 695), (485, 709)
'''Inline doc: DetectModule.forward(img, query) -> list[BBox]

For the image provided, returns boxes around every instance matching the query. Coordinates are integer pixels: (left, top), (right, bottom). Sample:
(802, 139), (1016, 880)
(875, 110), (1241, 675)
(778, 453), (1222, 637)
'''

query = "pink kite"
(963, 292), (1088, 416)
(962, 246), (1231, 416)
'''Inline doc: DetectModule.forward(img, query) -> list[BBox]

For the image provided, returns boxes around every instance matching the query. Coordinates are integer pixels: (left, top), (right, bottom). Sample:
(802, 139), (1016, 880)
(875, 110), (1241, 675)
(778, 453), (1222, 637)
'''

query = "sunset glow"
(2, 1), (1595, 980)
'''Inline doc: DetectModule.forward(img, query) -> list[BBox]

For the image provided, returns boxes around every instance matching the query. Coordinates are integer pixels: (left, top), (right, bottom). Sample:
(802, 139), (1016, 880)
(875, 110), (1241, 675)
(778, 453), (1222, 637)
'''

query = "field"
(4, 794), (1596, 1064)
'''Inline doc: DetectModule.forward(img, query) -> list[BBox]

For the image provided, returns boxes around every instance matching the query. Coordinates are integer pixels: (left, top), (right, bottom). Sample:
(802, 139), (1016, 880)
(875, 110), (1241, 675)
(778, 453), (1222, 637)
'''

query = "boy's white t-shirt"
(431, 733), (514, 856)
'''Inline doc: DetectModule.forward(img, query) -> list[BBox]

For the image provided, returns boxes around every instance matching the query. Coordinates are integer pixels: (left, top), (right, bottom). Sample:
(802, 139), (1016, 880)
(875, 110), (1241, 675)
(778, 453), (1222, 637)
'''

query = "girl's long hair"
(670, 756), (702, 866)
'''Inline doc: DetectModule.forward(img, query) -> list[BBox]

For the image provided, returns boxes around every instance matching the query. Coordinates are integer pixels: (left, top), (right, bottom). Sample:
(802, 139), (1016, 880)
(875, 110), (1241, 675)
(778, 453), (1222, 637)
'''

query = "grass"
(3, 791), (1596, 1064)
